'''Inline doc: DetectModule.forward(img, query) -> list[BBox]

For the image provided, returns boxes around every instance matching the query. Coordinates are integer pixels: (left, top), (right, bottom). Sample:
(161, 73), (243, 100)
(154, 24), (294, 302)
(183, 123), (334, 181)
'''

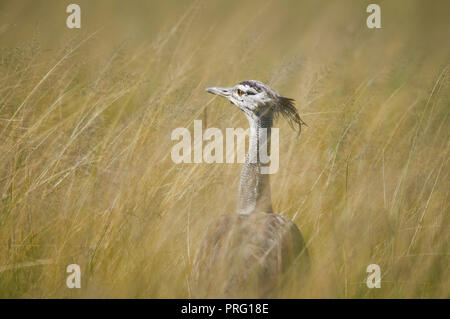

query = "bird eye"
(237, 89), (243, 97)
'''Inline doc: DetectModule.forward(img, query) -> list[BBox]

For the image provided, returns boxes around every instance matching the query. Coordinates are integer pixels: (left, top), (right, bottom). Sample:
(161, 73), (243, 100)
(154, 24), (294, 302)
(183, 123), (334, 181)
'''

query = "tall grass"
(0, 0), (449, 298)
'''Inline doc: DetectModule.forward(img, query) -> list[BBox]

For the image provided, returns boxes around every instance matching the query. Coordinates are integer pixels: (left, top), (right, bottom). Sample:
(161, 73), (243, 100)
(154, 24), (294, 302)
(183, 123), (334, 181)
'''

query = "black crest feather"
(274, 97), (306, 135)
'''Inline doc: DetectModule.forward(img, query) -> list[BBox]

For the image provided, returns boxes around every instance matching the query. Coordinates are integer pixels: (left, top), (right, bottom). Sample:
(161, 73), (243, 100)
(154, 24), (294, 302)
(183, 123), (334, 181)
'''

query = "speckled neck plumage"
(237, 112), (274, 215)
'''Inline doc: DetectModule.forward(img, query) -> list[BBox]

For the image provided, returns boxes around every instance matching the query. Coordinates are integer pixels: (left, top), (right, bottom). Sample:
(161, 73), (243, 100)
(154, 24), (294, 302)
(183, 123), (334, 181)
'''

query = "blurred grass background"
(0, 0), (449, 298)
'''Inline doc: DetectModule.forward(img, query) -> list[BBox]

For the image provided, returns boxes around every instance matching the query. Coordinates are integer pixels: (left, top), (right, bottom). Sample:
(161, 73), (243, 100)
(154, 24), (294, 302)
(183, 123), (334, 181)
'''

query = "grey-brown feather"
(191, 213), (308, 298)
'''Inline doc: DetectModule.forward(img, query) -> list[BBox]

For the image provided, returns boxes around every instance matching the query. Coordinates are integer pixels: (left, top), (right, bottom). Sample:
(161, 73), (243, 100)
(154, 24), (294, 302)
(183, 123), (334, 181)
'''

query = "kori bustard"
(192, 80), (308, 298)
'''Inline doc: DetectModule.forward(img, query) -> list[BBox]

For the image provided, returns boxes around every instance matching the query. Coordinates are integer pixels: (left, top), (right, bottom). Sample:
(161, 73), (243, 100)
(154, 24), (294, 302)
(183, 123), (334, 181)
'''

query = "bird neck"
(237, 113), (274, 215)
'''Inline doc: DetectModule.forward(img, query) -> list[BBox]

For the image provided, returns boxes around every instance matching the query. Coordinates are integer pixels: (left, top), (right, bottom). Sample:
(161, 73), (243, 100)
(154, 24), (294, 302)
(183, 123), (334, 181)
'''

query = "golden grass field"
(0, 0), (449, 298)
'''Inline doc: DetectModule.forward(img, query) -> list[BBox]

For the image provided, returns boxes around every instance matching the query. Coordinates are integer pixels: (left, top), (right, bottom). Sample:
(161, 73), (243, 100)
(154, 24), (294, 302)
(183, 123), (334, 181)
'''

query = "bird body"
(192, 80), (308, 298)
(192, 212), (306, 298)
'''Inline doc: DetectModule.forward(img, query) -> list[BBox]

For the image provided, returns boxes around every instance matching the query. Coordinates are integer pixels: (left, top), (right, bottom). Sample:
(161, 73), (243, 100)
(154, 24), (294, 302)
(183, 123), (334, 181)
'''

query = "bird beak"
(206, 86), (232, 98)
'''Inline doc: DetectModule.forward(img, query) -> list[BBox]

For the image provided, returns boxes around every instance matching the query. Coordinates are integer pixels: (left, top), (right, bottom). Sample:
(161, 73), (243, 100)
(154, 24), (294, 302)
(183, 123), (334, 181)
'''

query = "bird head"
(206, 80), (305, 132)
